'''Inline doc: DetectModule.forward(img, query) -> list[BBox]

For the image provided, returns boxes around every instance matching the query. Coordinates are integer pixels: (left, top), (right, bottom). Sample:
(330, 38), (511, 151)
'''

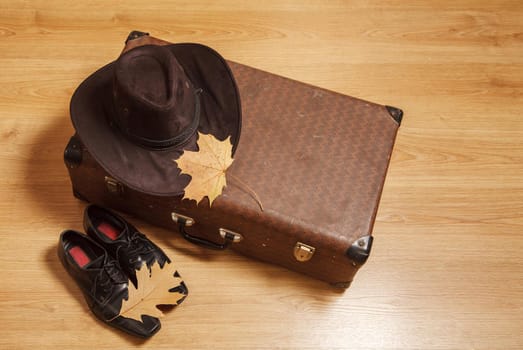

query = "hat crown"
(112, 45), (198, 148)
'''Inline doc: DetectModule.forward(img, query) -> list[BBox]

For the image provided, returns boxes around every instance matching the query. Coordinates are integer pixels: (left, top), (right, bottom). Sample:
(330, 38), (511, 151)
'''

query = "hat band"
(119, 89), (202, 149)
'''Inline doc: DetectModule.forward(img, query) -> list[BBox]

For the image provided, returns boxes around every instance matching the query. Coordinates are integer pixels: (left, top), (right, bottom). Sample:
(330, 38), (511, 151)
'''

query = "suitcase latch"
(294, 242), (315, 262)
(104, 176), (124, 195)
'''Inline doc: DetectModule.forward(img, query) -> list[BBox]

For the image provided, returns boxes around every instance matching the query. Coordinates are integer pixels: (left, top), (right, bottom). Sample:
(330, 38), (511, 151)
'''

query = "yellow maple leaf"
(175, 132), (234, 206)
(118, 261), (186, 321)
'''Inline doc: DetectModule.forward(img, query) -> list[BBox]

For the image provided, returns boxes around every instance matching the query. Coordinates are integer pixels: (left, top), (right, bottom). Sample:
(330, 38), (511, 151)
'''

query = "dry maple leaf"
(175, 132), (234, 206)
(118, 261), (186, 321)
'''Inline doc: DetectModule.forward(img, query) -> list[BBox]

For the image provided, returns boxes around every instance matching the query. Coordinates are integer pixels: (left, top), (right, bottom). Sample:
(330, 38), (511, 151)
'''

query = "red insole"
(97, 222), (120, 240)
(69, 246), (91, 267)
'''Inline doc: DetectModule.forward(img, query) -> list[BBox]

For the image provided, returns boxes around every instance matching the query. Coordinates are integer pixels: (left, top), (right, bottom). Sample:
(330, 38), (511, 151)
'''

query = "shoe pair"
(58, 205), (188, 338)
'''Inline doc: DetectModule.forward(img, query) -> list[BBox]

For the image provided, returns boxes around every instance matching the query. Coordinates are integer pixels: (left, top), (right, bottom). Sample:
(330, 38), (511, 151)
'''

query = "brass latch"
(294, 242), (315, 262)
(104, 176), (124, 195)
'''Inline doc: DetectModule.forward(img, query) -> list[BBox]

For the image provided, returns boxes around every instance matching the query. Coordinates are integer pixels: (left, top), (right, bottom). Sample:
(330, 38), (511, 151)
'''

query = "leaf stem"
(227, 173), (265, 211)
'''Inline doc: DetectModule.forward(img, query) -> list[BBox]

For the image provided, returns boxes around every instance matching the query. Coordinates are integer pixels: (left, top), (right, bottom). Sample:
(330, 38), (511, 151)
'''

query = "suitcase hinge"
(294, 242), (316, 262)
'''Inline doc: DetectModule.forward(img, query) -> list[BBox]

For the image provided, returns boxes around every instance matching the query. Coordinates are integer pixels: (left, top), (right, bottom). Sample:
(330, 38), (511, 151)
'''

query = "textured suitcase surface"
(65, 34), (401, 287)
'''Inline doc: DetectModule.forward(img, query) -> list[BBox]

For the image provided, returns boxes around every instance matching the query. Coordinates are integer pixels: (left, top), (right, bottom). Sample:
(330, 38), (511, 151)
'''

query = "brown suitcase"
(64, 32), (402, 288)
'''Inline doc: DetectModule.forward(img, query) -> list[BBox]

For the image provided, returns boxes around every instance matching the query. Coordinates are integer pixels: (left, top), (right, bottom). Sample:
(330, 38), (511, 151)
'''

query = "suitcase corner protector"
(72, 188), (88, 202)
(64, 134), (83, 168)
(125, 30), (150, 43)
(346, 235), (373, 266)
(385, 105), (403, 125)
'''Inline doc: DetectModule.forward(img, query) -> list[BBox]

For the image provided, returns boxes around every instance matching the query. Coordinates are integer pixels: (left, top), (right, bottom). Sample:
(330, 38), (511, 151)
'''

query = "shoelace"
(96, 261), (124, 298)
(126, 231), (155, 265)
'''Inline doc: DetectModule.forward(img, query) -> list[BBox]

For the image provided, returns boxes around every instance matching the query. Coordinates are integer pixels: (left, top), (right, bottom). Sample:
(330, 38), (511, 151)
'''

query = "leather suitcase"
(64, 32), (402, 288)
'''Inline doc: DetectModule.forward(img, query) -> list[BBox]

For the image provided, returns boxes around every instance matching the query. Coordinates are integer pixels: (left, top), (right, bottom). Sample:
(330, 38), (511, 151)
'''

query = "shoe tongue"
(117, 227), (130, 243)
(83, 255), (105, 269)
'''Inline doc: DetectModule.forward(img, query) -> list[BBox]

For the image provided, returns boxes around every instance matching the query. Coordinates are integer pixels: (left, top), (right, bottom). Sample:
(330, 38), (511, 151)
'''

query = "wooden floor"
(1, 1), (522, 349)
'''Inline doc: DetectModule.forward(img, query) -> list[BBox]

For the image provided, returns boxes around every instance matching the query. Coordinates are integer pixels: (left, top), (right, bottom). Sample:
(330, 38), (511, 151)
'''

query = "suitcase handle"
(178, 222), (233, 250)
(172, 213), (242, 250)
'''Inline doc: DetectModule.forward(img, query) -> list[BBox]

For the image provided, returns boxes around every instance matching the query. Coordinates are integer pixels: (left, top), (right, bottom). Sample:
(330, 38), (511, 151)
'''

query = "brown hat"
(70, 40), (241, 196)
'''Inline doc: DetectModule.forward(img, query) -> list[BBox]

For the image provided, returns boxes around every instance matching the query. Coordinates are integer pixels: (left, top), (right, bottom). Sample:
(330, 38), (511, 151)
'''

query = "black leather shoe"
(58, 230), (161, 338)
(83, 205), (182, 293)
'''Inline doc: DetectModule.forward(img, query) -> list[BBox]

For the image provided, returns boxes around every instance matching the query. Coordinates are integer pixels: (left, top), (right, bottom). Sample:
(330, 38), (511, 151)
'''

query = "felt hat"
(70, 35), (241, 196)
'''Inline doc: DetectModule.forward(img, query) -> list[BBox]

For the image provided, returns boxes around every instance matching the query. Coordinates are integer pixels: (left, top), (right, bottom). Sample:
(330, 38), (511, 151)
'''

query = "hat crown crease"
(127, 54), (174, 108)
(112, 45), (197, 149)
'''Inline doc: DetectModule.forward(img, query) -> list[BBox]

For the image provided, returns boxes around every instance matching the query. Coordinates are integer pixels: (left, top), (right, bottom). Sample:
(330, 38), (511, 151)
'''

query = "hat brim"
(70, 43), (242, 196)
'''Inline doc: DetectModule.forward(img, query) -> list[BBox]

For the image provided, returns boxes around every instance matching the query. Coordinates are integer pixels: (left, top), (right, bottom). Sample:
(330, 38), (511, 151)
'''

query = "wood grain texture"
(0, 1), (522, 349)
